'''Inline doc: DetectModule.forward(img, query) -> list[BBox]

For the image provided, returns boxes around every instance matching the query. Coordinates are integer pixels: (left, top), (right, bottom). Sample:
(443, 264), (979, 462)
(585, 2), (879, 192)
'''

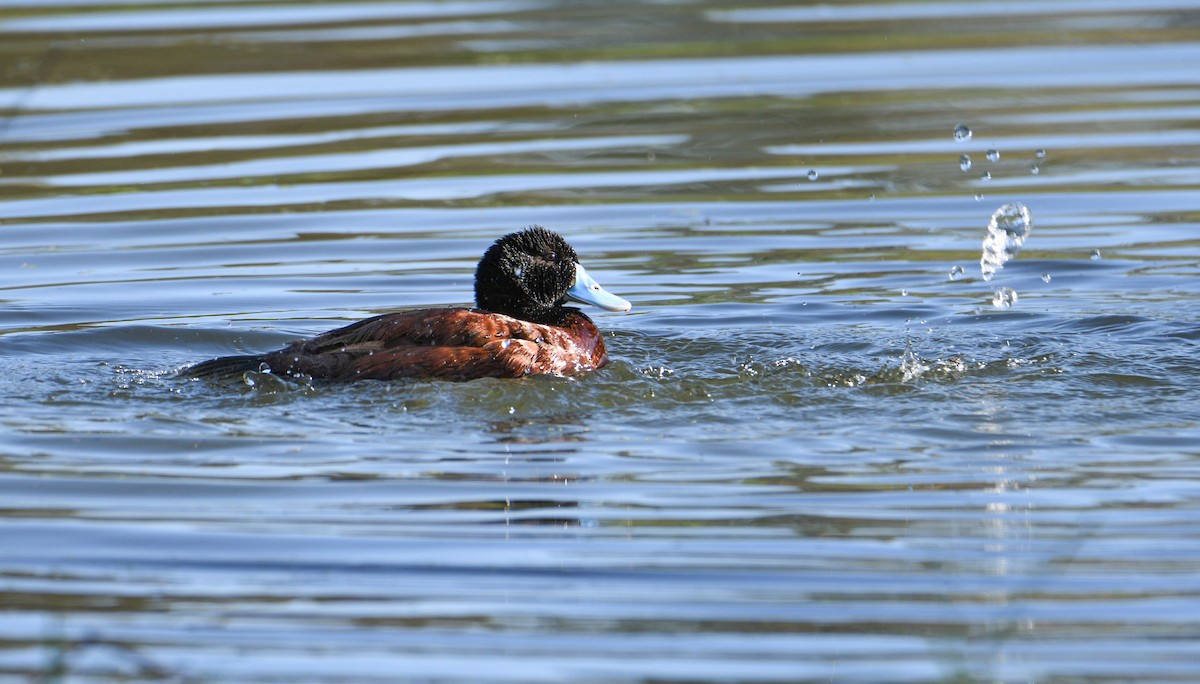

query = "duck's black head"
(474, 227), (630, 325)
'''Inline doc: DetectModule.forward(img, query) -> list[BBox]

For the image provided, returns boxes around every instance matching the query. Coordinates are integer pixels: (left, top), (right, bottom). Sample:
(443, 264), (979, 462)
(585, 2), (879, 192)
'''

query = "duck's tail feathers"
(181, 354), (266, 379)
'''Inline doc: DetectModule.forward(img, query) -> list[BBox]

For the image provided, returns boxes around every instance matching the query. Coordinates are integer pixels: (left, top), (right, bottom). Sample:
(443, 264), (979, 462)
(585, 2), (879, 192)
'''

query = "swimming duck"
(185, 227), (630, 382)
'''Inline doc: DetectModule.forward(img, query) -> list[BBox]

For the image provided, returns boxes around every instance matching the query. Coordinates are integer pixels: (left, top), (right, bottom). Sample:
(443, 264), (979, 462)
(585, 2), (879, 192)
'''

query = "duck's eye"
(547, 252), (557, 261)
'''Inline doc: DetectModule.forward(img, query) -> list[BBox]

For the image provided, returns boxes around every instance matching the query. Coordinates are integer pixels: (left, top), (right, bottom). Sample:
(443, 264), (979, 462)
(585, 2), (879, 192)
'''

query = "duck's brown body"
(190, 307), (607, 382)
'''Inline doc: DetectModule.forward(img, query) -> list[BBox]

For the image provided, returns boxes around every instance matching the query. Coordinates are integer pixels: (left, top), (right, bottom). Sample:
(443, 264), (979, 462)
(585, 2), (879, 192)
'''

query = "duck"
(184, 227), (630, 382)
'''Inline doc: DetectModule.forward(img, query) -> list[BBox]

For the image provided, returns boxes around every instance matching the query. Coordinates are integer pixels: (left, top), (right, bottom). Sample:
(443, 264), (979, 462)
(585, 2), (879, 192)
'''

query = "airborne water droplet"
(959, 154), (972, 172)
(954, 124), (972, 142)
(1090, 249), (1102, 261)
(992, 287), (1018, 309)
(1035, 148), (1047, 159)
(986, 149), (1000, 162)
(949, 265), (966, 280)
(980, 171), (992, 182)
(807, 169), (819, 181)
(1030, 164), (1040, 175)
(980, 202), (1033, 282)
(1041, 272), (1052, 283)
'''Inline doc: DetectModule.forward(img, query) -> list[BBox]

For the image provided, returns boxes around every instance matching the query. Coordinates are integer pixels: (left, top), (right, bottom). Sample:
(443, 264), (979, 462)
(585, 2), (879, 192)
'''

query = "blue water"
(2, 1), (1200, 682)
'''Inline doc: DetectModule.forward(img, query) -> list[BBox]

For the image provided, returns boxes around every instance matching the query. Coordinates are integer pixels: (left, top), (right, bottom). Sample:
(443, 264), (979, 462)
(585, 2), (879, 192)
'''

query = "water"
(991, 286), (1019, 309)
(2, 1), (1200, 683)
(980, 203), (1033, 282)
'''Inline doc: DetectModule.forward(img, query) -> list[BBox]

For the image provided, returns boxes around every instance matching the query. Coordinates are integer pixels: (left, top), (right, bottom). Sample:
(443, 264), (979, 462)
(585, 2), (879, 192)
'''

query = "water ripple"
(2, 1), (1199, 682)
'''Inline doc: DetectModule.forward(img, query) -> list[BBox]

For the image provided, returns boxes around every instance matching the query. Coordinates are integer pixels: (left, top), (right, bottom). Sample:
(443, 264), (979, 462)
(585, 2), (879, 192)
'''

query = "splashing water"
(900, 349), (929, 382)
(992, 287), (1018, 309)
(948, 265), (966, 280)
(980, 202), (1033, 281)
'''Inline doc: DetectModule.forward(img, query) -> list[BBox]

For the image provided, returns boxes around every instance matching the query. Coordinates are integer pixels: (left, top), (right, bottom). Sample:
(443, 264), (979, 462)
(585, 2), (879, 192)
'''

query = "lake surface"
(2, 1), (1199, 682)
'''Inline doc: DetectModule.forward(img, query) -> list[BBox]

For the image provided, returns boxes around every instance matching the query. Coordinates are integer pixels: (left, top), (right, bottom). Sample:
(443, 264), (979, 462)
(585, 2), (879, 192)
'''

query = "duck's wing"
(259, 309), (570, 381)
(263, 335), (545, 381)
(342, 339), (544, 381)
(179, 310), (447, 380)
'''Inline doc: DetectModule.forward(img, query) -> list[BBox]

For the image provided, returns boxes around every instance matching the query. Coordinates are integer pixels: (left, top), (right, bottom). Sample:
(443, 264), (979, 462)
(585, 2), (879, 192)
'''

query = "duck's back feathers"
(186, 307), (608, 382)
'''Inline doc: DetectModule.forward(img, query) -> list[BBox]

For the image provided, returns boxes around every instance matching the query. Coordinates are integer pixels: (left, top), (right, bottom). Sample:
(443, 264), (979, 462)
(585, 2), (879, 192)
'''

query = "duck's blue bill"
(567, 263), (631, 312)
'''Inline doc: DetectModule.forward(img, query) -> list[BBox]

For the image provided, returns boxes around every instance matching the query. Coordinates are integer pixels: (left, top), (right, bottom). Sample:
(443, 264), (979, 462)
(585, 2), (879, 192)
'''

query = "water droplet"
(959, 154), (972, 172)
(901, 288), (909, 296)
(992, 287), (1018, 309)
(647, 151), (656, 162)
(974, 193), (984, 201)
(980, 202), (1033, 282)
(980, 171), (992, 182)
(1090, 249), (1102, 261)
(954, 124), (972, 142)
(1035, 148), (1047, 159)
(1029, 164), (1040, 175)
(1041, 272), (1052, 283)
(807, 169), (819, 181)
(868, 194), (876, 201)
(949, 265), (965, 280)
(986, 149), (1000, 162)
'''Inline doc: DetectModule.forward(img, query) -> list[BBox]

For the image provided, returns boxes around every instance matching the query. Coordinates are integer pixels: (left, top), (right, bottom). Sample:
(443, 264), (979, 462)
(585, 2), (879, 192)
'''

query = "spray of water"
(980, 203), (1032, 282)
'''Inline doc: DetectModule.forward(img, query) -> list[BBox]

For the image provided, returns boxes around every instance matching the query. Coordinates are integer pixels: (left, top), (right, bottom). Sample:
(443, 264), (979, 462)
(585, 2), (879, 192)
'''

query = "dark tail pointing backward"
(181, 354), (267, 379)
